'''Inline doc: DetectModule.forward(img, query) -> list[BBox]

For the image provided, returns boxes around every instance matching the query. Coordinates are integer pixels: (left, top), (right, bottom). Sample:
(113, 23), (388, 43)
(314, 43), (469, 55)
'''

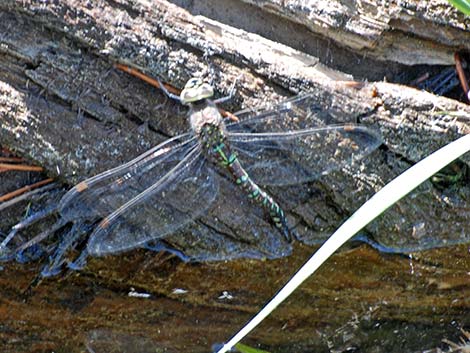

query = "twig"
(454, 52), (470, 102)
(0, 182), (59, 211)
(115, 63), (180, 94)
(0, 163), (43, 172)
(0, 157), (23, 163)
(115, 63), (238, 121)
(0, 178), (55, 203)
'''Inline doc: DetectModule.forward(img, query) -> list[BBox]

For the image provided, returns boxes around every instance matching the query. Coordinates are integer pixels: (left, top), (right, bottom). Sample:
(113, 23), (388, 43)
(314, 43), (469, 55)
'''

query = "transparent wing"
(87, 147), (217, 256)
(226, 94), (382, 186)
(228, 125), (380, 186)
(227, 94), (344, 133)
(59, 133), (197, 220)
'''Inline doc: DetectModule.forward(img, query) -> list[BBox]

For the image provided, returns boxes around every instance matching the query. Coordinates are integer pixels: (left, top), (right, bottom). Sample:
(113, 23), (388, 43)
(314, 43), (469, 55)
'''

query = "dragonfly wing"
(226, 94), (381, 186)
(228, 125), (381, 186)
(58, 133), (197, 220)
(86, 147), (218, 256)
(227, 94), (343, 133)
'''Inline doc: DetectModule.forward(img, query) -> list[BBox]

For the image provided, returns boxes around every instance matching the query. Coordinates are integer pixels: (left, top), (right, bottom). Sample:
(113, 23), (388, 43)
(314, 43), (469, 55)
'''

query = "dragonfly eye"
(186, 78), (201, 88)
(180, 77), (214, 104)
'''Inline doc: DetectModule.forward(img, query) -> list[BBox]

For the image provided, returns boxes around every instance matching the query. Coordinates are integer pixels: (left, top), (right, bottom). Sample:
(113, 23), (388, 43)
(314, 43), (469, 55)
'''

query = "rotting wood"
(0, 0), (469, 254)
(239, 0), (470, 65)
(0, 1), (470, 352)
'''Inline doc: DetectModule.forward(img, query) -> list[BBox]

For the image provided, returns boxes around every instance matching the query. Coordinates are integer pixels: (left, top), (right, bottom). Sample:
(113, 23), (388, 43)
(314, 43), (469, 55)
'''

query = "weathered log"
(1, 0), (469, 251)
(0, 1), (469, 352)
(239, 0), (470, 65)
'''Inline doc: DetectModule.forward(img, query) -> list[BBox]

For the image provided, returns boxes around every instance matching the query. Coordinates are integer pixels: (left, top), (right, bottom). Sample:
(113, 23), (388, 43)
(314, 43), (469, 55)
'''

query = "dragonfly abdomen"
(199, 124), (291, 241)
(231, 160), (289, 236)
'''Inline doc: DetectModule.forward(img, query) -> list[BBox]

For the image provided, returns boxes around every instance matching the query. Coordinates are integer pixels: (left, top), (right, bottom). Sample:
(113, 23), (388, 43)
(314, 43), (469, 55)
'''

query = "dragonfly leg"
(213, 74), (241, 105)
(155, 77), (183, 103)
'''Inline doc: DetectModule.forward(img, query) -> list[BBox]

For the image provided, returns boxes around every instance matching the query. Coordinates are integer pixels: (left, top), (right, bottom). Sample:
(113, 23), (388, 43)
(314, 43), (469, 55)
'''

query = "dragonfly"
(1, 76), (381, 273)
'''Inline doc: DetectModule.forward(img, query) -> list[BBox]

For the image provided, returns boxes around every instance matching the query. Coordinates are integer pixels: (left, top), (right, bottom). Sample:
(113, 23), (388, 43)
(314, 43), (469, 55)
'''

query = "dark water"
(1, 242), (469, 353)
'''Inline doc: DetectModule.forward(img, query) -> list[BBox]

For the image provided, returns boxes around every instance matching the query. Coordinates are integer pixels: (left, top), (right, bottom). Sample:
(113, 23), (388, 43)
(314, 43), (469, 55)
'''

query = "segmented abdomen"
(199, 124), (288, 235)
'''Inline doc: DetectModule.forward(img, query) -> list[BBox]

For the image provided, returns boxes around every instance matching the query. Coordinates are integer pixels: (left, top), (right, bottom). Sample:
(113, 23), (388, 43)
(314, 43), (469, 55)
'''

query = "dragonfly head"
(180, 78), (214, 104)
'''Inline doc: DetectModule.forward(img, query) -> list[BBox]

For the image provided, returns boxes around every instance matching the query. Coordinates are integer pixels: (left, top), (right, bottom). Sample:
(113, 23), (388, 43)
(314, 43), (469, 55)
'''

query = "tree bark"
(0, 1), (470, 352)
(240, 0), (470, 65)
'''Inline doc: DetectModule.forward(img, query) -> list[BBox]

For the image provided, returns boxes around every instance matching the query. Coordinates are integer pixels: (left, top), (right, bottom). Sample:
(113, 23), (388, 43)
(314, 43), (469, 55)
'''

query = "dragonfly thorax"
(181, 78), (225, 136)
(188, 99), (225, 136)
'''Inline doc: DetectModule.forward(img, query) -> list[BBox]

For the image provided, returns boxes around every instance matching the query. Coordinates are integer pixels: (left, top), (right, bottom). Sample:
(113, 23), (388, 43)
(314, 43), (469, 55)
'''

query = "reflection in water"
(85, 329), (169, 353)
(441, 328), (470, 352)
(85, 325), (470, 353)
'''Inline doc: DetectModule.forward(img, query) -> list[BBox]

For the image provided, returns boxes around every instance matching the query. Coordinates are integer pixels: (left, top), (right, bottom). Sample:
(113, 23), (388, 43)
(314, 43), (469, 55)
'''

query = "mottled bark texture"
(0, 1), (469, 353)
